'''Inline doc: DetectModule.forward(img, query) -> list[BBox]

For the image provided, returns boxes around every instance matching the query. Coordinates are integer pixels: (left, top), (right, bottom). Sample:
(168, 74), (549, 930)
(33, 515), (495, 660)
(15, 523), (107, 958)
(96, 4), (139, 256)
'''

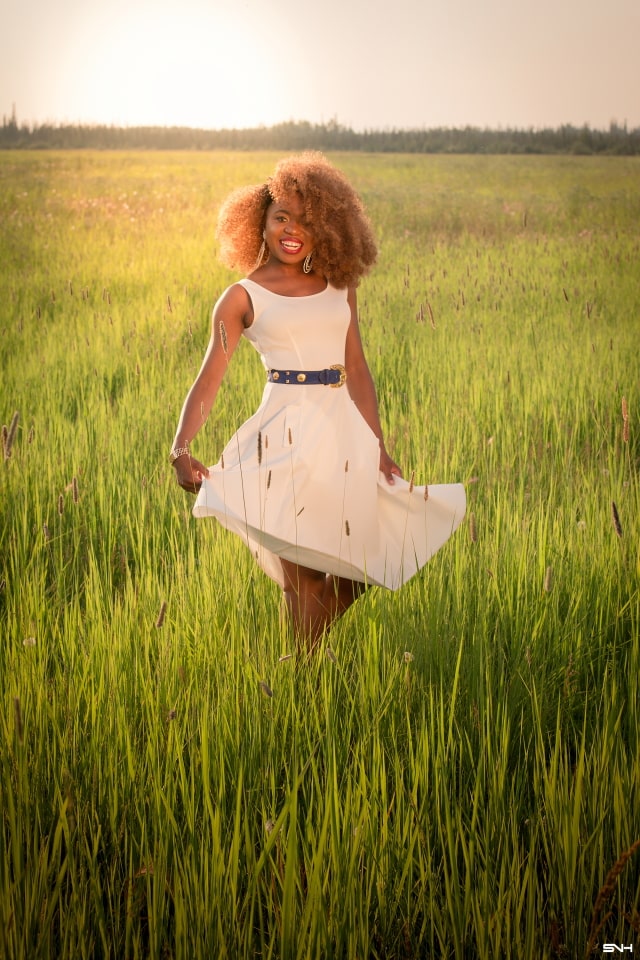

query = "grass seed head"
(543, 565), (554, 593)
(58, 493), (64, 516)
(259, 680), (273, 698)
(586, 839), (640, 956)
(156, 600), (167, 628)
(469, 512), (478, 543)
(611, 501), (623, 538)
(3, 411), (19, 459)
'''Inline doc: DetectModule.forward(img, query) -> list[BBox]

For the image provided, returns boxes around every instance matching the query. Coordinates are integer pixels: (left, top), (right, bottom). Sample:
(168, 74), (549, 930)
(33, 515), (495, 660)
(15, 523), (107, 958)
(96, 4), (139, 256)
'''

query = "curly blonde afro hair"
(216, 152), (377, 289)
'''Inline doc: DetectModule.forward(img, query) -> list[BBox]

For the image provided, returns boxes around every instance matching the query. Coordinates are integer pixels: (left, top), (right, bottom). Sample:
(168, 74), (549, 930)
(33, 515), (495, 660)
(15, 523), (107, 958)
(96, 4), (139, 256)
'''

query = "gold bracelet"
(169, 443), (190, 465)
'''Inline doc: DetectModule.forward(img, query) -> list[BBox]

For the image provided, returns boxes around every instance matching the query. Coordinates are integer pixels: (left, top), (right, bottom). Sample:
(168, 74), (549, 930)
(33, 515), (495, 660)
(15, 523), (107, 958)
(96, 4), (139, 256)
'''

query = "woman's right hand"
(172, 454), (210, 494)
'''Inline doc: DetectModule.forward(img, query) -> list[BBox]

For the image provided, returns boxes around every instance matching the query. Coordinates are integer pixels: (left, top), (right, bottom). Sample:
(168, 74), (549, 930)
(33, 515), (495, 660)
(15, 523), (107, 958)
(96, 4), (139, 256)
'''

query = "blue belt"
(267, 364), (347, 387)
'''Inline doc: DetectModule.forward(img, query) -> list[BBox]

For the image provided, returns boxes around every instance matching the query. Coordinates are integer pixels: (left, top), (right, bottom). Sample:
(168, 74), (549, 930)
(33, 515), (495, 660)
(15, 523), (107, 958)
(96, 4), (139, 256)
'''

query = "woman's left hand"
(380, 446), (402, 485)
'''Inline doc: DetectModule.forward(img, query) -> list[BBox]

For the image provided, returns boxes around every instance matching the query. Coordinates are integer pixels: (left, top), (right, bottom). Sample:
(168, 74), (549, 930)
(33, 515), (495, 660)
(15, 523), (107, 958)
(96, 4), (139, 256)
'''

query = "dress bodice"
(239, 279), (351, 371)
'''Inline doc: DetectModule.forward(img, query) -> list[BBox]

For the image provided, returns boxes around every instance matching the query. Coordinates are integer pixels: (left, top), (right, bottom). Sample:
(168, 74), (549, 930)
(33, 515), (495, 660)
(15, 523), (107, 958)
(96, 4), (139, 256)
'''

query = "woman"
(170, 152), (465, 649)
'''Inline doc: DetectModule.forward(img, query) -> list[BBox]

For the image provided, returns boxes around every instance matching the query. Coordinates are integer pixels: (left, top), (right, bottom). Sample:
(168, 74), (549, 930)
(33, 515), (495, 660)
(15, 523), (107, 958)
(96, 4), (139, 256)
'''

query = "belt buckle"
(329, 364), (347, 388)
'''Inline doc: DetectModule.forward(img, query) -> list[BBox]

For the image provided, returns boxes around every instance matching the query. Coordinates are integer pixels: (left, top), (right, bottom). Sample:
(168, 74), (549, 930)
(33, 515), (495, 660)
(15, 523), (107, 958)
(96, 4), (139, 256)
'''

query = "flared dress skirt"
(193, 279), (466, 590)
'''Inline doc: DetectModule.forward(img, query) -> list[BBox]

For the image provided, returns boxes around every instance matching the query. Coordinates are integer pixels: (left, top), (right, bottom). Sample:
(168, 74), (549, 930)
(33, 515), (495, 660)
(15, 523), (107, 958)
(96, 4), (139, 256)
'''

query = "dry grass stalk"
(408, 470), (415, 494)
(156, 600), (167, 628)
(166, 295), (172, 313)
(14, 697), (23, 743)
(585, 838), (640, 958)
(43, 522), (51, 543)
(469, 512), (478, 543)
(622, 396), (629, 443)
(611, 501), (623, 538)
(426, 302), (435, 329)
(3, 411), (19, 459)
(219, 320), (228, 355)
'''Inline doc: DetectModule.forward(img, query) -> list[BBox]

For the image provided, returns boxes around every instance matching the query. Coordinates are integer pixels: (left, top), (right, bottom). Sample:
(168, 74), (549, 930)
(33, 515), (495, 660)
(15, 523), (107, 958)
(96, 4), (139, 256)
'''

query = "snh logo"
(603, 947), (634, 954)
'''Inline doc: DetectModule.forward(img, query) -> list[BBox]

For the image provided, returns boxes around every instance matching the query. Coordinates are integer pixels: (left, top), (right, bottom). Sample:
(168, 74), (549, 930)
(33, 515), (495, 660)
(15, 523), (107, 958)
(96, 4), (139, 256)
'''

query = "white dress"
(193, 279), (466, 589)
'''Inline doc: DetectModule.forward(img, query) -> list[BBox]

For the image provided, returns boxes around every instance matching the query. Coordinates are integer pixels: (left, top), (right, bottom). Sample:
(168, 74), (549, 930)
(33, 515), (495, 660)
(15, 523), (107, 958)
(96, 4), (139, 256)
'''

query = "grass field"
(1, 150), (639, 959)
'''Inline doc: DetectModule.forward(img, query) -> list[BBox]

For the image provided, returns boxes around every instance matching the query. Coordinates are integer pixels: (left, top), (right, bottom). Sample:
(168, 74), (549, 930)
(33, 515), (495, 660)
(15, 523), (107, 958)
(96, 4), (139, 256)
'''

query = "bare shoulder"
(214, 281), (254, 328)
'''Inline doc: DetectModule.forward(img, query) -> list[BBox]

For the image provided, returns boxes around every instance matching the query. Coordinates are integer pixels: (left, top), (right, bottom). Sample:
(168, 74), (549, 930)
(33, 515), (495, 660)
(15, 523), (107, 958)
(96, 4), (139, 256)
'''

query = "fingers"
(380, 453), (402, 485)
(174, 459), (209, 494)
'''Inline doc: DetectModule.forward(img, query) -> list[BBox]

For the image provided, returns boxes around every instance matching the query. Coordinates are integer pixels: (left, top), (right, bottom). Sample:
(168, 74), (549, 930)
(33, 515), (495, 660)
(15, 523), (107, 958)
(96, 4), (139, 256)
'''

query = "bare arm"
(171, 283), (251, 492)
(344, 288), (402, 485)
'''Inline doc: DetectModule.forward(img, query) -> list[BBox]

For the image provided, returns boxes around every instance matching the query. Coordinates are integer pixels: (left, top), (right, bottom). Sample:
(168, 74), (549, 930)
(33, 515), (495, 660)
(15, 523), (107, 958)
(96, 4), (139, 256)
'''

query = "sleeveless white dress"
(193, 279), (466, 589)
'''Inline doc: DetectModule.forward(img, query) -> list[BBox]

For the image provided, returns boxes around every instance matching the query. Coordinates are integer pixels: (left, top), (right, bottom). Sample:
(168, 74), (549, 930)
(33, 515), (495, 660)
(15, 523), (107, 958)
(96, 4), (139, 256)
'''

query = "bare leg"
(280, 559), (366, 652)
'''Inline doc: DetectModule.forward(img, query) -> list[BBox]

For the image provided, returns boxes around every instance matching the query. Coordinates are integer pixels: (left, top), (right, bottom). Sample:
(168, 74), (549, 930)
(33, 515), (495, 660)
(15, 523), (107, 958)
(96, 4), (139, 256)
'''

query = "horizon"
(3, 110), (638, 136)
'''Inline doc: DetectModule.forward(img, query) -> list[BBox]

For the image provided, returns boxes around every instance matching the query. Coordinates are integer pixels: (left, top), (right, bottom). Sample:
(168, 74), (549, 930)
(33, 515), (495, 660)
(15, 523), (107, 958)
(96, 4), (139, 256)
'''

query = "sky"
(2, 0), (639, 131)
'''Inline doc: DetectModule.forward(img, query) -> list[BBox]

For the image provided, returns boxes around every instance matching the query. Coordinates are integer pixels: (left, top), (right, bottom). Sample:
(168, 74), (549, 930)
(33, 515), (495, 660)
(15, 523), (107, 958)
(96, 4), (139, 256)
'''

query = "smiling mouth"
(280, 239), (303, 254)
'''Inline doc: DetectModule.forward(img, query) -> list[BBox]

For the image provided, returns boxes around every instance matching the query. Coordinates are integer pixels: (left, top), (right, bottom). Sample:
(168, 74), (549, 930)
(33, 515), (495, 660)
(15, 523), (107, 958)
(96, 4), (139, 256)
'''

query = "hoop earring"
(303, 252), (313, 274)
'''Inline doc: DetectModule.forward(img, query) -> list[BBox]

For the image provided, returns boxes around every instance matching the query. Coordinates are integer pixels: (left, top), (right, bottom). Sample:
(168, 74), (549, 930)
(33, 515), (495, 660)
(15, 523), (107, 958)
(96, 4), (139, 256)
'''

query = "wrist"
(169, 442), (191, 465)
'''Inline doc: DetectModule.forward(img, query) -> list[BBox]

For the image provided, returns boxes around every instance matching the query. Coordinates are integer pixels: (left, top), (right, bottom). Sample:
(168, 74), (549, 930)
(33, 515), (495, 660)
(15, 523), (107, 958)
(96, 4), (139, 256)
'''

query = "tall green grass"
(1, 151), (639, 958)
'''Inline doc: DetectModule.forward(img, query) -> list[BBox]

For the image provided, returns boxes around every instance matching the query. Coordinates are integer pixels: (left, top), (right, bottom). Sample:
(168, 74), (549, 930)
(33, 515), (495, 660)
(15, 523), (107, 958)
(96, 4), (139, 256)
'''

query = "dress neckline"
(242, 277), (329, 299)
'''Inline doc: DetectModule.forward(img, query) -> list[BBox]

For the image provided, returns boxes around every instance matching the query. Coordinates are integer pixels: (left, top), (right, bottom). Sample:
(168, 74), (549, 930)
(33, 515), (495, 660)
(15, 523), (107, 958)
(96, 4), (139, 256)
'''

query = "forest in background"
(1, 111), (639, 154)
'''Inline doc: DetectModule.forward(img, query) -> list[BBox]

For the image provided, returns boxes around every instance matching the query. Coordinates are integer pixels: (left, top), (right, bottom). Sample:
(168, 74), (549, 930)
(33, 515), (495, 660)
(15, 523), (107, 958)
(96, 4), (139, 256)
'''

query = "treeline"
(1, 115), (639, 154)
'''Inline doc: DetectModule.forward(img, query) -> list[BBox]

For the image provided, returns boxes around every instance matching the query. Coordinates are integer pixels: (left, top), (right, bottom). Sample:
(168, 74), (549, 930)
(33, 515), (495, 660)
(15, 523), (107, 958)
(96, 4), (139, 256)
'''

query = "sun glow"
(55, 1), (280, 129)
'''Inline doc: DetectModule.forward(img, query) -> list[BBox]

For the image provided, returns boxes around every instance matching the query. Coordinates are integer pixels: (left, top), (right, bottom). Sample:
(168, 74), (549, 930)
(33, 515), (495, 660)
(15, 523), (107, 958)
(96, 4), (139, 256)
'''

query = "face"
(263, 194), (314, 267)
